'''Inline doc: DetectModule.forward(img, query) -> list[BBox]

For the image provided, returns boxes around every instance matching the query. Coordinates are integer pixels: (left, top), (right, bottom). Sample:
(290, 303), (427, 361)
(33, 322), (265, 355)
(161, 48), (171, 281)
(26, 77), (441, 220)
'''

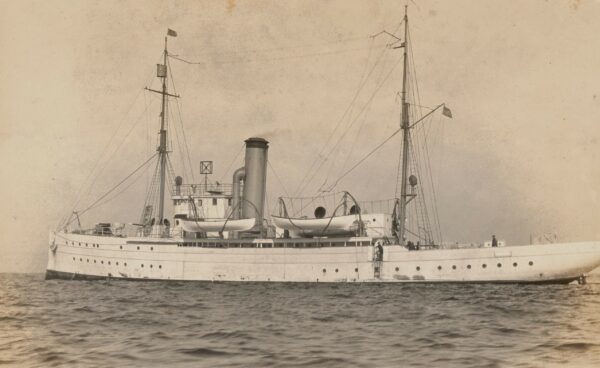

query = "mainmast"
(398, 6), (410, 245)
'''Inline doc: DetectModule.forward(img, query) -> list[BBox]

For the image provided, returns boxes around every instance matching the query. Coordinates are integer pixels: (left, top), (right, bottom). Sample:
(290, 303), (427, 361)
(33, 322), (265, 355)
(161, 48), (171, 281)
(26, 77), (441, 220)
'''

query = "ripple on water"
(1, 274), (600, 368)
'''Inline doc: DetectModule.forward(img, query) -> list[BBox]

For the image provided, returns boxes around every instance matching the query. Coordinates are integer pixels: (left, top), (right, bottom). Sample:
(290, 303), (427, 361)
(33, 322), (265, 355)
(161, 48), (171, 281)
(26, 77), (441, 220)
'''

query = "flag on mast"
(442, 105), (453, 118)
(167, 29), (177, 37)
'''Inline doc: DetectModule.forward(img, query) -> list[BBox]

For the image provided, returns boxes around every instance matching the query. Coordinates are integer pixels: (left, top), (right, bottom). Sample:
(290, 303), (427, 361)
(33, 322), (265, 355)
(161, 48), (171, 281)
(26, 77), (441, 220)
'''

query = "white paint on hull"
(46, 231), (600, 283)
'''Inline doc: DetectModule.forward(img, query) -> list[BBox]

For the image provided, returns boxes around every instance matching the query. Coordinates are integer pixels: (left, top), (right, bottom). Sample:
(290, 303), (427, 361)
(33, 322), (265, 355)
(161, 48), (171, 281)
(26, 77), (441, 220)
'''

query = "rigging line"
(62, 53), (163, 223)
(294, 41), (388, 195)
(87, 155), (155, 212)
(326, 40), (393, 187)
(68, 153), (158, 225)
(407, 29), (442, 244)
(218, 144), (245, 183)
(61, 89), (145, 229)
(82, 92), (155, 200)
(326, 35), (377, 184)
(297, 21), (406, 196)
(292, 35), (396, 197)
(329, 127), (402, 190)
(170, 46), (375, 66)
(167, 98), (190, 180)
(299, 56), (403, 196)
(408, 44), (442, 244)
(267, 160), (290, 198)
(174, 35), (367, 60)
(167, 57), (196, 182)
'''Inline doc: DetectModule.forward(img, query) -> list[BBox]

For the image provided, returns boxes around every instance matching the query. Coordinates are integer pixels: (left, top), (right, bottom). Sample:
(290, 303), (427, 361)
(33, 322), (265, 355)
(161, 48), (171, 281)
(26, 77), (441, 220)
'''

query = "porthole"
(437, 265), (442, 270)
(97, 244), (100, 248)
(395, 267), (399, 272)
(322, 268), (326, 273)
(94, 260), (96, 263)
(72, 257), (75, 261)
(497, 263), (502, 268)
(355, 268), (358, 272)
(79, 258), (82, 262)
(150, 264), (153, 268)
(467, 265), (471, 269)
(101, 260), (104, 264)
(116, 262), (119, 266)
(85, 243), (88, 247)
(150, 247), (154, 251)
(137, 246), (140, 250)
(482, 264), (487, 268)
(158, 265), (162, 269)
(86, 259), (89, 263)
(124, 262), (127, 267)
(513, 262), (518, 267)
(529, 261), (534, 266)
(452, 265), (456, 270)
(335, 268), (338, 273)
(416, 266), (421, 271)
(108, 261), (111, 265)
(78, 242), (81, 246)
(120, 246), (122, 249)
(141, 264), (144, 268)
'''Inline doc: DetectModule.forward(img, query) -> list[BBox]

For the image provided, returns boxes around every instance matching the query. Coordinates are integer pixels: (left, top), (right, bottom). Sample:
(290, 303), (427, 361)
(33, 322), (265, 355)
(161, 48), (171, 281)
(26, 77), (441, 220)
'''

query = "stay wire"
(67, 153), (158, 226)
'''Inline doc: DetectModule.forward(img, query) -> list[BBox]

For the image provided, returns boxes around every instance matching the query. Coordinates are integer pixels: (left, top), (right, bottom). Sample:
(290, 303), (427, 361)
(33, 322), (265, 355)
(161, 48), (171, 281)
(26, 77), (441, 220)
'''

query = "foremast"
(145, 30), (179, 233)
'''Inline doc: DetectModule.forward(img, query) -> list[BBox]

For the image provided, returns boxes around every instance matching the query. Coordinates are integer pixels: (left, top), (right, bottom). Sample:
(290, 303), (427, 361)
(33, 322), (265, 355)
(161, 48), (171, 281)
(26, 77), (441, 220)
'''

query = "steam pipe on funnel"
(232, 167), (245, 220)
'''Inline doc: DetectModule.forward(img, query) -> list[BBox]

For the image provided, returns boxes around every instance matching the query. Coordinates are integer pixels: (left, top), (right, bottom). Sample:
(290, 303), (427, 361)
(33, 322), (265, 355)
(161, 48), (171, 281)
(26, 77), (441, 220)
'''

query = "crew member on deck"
(492, 235), (498, 247)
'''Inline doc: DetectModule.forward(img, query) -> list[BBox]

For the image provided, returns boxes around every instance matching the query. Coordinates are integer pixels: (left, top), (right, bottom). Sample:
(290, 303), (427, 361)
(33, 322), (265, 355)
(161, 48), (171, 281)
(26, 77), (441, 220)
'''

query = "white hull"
(46, 231), (600, 283)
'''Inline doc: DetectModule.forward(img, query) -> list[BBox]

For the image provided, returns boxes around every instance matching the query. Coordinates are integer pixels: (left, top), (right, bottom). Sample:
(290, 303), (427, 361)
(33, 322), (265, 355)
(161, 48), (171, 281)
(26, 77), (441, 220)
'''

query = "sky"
(1, 0), (599, 273)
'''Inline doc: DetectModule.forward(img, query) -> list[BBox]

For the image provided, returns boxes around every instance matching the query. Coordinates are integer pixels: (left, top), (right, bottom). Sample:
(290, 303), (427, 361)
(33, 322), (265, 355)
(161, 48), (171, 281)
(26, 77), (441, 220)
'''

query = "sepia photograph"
(1, 0), (599, 367)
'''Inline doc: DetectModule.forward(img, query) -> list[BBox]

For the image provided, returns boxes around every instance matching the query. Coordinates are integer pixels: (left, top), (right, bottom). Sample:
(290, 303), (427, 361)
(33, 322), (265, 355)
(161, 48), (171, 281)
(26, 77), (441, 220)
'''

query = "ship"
(46, 9), (600, 284)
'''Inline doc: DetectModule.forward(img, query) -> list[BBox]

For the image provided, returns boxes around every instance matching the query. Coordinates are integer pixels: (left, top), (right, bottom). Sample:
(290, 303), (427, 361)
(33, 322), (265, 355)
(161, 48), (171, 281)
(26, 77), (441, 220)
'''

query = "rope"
(327, 126), (402, 190)
(291, 29), (401, 197)
(268, 160), (290, 198)
(218, 144), (244, 183)
(66, 153), (158, 227)
(168, 57), (196, 182)
(169, 45), (375, 66)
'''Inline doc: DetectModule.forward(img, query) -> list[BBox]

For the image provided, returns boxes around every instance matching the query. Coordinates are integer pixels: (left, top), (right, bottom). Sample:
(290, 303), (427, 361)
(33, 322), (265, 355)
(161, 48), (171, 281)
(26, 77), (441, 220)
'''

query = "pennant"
(167, 29), (178, 37)
(442, 106), (453, 118)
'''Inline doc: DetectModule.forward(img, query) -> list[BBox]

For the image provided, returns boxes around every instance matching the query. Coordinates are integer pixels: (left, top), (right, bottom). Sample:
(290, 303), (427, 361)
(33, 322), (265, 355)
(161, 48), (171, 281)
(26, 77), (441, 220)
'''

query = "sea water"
(1, 273), (599, 367)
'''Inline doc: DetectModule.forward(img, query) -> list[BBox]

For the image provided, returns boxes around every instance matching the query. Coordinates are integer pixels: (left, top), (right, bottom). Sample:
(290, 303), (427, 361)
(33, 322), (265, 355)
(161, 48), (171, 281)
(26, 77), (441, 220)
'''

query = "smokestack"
(241, 137), (269, 229)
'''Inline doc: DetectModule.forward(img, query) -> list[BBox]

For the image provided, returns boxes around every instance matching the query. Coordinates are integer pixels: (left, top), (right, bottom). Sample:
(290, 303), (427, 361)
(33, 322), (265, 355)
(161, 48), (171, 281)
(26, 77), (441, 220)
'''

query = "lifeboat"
(179, 218), (256, 232)
(271, 214), (360, 237)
